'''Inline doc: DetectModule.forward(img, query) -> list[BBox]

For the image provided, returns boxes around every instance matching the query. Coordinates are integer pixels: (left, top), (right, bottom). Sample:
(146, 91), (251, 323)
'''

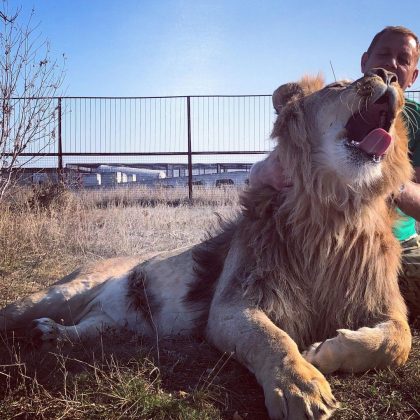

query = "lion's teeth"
(379, 111), (387, 128)
(372, 154), (381, 163)
(345, 139), (361, 148)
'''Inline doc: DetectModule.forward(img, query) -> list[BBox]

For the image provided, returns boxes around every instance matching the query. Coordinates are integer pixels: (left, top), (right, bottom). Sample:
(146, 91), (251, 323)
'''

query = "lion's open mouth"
(344, 92), (394, 163)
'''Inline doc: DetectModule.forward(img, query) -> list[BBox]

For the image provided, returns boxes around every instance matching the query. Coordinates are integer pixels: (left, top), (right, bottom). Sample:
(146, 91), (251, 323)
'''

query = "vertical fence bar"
(187, 96), (193, 201)
(57, 97), (63, 180)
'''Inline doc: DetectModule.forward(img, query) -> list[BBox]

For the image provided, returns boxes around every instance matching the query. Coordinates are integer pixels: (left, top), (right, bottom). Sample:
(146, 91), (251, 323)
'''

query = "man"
(250, 26), (420, 321)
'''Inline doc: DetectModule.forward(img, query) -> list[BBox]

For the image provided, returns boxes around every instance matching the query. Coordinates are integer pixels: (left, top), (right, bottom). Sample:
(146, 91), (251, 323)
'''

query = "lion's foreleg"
(207, 302), (338, 419)
(303, 318), (411, 374)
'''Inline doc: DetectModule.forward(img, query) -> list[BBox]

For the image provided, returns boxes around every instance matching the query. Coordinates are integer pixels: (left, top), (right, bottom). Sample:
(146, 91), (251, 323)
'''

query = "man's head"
(361, 26), (419, 90)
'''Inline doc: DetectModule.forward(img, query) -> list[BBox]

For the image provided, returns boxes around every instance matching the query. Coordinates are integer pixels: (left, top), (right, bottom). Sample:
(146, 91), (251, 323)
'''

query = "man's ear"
(272, 83), (304, 114)
(408, 68), (419, 88)
(361, 52), (369, 73)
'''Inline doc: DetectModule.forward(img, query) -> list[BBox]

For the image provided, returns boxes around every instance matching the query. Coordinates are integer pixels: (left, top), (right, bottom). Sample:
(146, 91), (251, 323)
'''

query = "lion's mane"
(229, 77), (412, 349)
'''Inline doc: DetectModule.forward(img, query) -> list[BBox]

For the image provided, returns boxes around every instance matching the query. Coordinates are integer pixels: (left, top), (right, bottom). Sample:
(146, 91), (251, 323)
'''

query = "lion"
(0, 68), (413, 419)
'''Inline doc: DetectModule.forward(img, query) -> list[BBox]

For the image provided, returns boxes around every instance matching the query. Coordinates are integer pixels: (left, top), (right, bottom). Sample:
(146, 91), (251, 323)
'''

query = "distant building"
(12, 162), (251, 189)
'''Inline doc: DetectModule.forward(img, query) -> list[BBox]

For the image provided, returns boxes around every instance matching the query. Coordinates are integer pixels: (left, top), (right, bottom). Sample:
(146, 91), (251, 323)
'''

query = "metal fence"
(5, 90), (420, 199)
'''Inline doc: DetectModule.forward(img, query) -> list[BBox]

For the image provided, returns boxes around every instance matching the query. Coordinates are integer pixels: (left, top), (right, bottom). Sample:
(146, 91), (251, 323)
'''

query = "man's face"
(361, 32), (419, 90)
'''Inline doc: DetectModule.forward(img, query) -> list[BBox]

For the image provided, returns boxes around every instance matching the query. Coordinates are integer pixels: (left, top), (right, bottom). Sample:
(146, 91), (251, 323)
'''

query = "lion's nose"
(366, 68), (398, 85)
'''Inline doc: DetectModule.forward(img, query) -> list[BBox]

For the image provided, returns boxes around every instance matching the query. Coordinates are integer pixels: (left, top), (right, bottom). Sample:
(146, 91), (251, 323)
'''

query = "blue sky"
(6, 0), (420, 96)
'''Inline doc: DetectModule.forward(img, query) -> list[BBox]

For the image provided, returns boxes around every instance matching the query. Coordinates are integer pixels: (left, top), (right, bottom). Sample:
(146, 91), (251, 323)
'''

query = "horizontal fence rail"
(2, 90), (420, 199)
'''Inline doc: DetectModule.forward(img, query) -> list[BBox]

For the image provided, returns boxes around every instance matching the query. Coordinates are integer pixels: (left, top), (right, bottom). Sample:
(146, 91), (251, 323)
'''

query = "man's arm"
(395, 167), (420, 221)
(249, 152), (291, 190)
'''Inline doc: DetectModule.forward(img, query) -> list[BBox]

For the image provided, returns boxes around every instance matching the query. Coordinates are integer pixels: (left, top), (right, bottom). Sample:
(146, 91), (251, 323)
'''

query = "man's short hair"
(367, 26), (420, 63)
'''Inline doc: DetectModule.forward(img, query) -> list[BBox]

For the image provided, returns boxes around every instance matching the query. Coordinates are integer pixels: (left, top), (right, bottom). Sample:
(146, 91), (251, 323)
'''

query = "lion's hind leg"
(1, 257), (142, 334)
(29, 313), (118, 350)
(303, 318), (411, 374)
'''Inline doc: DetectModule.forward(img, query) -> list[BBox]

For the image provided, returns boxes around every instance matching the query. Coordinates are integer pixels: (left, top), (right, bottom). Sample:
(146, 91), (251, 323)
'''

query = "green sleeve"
(405, 99), (420, 167)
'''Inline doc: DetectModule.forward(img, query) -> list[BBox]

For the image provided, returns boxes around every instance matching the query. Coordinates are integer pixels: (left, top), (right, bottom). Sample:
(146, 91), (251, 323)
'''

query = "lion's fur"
(0, 72), (414, 419)
(185, 218), (237, 331)
(222, 76), (412, 347)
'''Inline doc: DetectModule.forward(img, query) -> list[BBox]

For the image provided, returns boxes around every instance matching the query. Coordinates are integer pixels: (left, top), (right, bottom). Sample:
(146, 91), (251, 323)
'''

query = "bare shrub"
(0, 1), (65, 200)
(27, 182), (73, 210)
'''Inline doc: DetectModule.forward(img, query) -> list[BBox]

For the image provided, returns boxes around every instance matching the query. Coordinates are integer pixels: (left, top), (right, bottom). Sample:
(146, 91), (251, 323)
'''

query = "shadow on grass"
(0, 332), (267, 419)
(1, 328), (419, 419)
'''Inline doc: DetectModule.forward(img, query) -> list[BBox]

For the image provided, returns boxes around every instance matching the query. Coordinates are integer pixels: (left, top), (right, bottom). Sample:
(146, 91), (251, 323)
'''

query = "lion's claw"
(264, 360), (339, 419)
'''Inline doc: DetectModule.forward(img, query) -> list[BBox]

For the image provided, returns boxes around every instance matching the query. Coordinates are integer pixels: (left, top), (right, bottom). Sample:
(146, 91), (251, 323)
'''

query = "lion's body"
(0, 72), (413, 419)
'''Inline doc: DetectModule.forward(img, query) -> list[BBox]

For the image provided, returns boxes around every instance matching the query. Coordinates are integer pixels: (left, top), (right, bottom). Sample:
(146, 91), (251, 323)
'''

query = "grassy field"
(0, 185), (419, 419)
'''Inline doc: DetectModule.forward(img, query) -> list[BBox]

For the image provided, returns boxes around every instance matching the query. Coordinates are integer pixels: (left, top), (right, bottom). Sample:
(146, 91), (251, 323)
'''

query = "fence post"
(57, 97), (63, 181)
(187, 96), (193, 201)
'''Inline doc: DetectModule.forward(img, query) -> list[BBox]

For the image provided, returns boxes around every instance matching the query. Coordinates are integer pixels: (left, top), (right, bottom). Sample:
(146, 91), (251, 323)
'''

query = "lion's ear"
(272, 75), (324, 114)
(272, 83), (304, 114)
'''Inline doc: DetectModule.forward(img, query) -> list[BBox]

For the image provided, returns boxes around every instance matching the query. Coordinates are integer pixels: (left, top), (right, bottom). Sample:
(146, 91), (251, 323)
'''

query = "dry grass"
(0, 185), (238, 304)
(0, 185), (419, 419)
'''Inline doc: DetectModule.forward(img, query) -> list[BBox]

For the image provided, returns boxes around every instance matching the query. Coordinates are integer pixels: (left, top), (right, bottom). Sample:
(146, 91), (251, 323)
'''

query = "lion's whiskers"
(402, 106), (419, 134)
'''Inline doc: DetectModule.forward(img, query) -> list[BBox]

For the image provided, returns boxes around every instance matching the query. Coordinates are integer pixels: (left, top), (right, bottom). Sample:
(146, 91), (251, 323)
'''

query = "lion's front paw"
(264, 360), (338, 419)
(302, 338), (342, 374)
(304, 324), (411, 373)
(29, 318), (61, 350)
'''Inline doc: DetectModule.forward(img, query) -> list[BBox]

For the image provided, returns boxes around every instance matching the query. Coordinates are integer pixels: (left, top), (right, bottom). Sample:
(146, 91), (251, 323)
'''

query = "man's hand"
(395, 179), (420, 221)
(249, 153), (292, 191)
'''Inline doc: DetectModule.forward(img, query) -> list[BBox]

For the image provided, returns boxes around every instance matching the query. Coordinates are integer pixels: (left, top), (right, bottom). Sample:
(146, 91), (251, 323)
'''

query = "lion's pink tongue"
(356, 128), (392, 156)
